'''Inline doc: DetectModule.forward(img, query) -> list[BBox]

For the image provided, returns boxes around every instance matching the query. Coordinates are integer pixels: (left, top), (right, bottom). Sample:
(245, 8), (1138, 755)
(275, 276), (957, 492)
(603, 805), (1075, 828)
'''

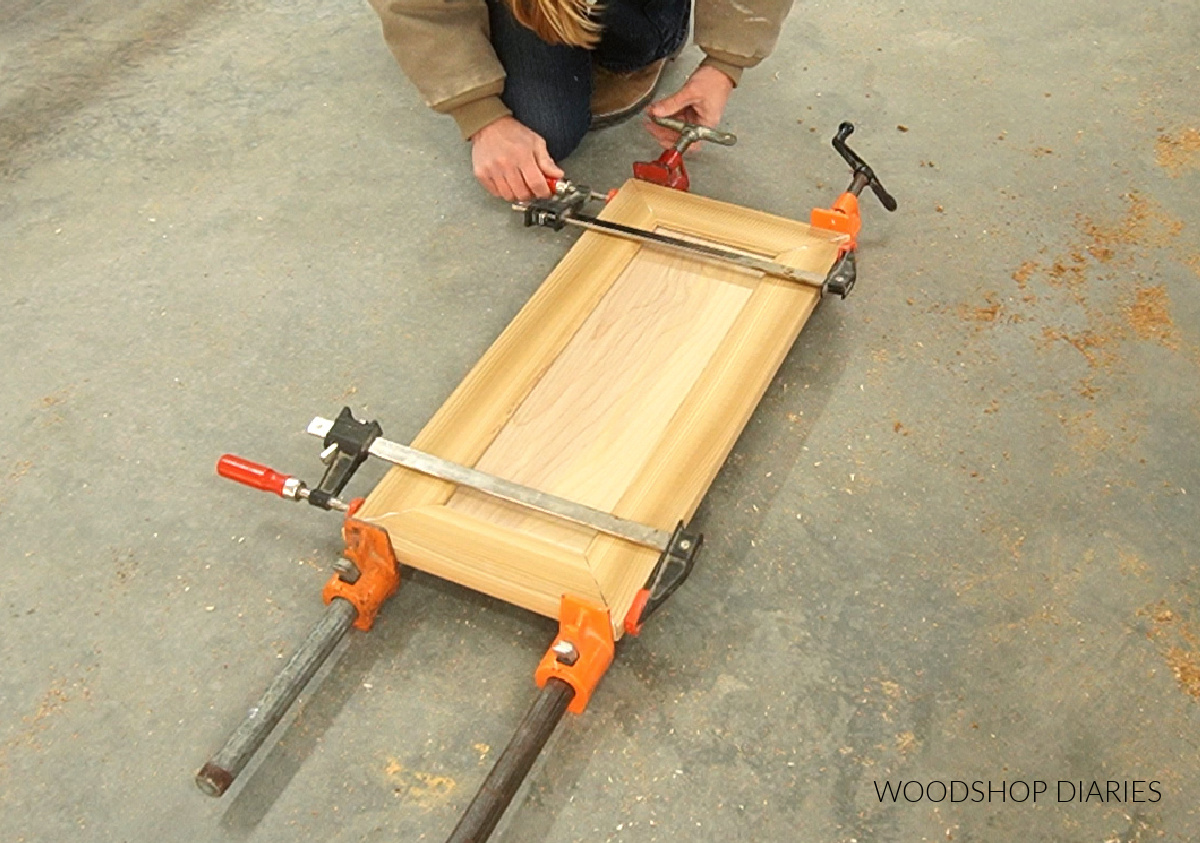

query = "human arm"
(646, 0), (794, 145)
(471, 117), (564, 202)
(646, 65), (735, 147)
(368, 0), (512, 138)
(368, 0), (560, 200)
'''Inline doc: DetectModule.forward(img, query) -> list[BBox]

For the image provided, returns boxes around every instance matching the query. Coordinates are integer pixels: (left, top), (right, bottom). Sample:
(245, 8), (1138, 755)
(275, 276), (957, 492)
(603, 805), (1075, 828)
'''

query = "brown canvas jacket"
(367, 0), (794, 140)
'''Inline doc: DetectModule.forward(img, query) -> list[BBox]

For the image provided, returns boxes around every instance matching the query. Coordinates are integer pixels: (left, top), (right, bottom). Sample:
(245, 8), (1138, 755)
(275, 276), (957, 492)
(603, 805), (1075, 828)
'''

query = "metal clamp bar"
(445, 677), (575, 843)
(306, 418), (671, 551)
(559, 213), (829, 290)
(196, 597), (358, 796)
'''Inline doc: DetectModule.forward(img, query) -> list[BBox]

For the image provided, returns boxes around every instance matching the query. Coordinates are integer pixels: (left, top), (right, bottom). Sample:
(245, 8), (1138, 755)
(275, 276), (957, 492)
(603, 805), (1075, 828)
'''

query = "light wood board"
(357, 179), (844, 636)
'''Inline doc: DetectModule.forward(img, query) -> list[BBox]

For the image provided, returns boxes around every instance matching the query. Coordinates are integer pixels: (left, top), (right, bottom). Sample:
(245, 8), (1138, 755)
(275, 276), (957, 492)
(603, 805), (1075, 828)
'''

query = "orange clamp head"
(535, 595), (614, 714)
(810, 191), (862, 252)
(322, 517), (400, 631)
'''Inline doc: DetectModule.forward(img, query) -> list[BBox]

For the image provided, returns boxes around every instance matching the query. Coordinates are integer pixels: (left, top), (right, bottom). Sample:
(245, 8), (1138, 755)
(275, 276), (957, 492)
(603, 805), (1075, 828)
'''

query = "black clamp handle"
(832, 122), (898, 212)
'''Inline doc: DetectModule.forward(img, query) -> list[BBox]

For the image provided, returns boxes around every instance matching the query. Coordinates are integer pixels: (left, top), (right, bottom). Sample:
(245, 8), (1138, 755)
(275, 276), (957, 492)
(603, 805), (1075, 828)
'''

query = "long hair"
(506, 0), (602, 48)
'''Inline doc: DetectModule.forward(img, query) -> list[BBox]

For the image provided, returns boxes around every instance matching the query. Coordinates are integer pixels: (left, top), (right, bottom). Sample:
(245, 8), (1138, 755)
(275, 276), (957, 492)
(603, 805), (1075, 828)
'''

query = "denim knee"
(483, 0), (689, 160)
(506, 95), (590, 161)
(486, 0), (591, 161)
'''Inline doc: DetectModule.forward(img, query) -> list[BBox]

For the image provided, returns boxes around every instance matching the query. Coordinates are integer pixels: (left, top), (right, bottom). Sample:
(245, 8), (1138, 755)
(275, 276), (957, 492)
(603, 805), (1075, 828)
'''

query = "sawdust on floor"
(1140, 602), (1200, 700)
(383, 757), (457, 807)
(981, 193), (1188, 461)
(992, 196), (1185, 374)
(1165, 648), (1200, 698)
(895, 731), (918, 754)
(1055, 409), (1115, 458)
(1080, 192), (1185, 251)
(1124, 284), (1178, 348)
(1155, 127), (1200, 177)
(1118, 550), (1150, 578)
(1011, 260), (1037, 289)
(958, 291), (1008, 327)
(1039, 325), (1122, 371)
(0, 676), (92, 775)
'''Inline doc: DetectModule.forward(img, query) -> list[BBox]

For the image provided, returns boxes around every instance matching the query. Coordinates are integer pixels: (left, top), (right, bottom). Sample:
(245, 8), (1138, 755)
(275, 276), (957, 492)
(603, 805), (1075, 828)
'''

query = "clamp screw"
(552, 640), (579, 666)
(678, 539), (692, 551)
(333, 558), (361, 584)
(280, 477), (305, 501)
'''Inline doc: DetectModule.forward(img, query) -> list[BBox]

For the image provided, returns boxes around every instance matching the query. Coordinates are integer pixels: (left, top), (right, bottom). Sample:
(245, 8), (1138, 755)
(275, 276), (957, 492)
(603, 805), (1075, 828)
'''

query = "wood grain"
(445, 246), (754, 549)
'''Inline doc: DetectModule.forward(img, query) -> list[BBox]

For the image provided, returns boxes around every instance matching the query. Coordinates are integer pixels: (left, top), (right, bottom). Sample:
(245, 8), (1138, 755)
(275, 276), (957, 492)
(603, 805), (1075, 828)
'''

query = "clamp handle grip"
(832, 122), (898, 212)
(649, 115), (737, 147)
(217, 454), (296, 498)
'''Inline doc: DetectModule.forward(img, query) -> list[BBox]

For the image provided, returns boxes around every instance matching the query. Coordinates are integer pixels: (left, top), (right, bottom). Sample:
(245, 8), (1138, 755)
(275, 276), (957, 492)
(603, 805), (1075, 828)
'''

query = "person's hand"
(645, 65), (735, 149)
(470, 116), (564, 203)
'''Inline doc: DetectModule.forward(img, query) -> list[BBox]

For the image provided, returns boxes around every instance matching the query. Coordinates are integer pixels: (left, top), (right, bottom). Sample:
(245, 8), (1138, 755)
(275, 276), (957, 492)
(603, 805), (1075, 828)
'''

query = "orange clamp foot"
(535, 596), (615, 714)
(322, 515), (400, 631)
(810, 191), (862, 252)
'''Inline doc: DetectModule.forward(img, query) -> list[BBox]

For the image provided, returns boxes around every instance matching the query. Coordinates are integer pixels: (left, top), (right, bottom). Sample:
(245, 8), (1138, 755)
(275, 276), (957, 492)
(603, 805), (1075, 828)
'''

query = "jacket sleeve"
(368, 0), (512, 139)
(693, 0), (795, 86)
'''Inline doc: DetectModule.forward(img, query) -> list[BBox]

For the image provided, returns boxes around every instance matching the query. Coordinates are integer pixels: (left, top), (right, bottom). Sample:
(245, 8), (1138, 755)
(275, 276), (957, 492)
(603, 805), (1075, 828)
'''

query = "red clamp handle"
(217, 454), (295, 498)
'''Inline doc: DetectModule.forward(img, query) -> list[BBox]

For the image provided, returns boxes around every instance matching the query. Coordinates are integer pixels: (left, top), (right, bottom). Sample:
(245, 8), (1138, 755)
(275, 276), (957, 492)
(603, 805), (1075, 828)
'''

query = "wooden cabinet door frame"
(358, 179), (845, 636)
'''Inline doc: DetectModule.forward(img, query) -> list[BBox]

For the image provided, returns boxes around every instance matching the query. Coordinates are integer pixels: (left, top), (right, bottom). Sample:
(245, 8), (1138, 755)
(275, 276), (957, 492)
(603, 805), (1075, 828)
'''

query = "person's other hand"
(470, 116), (564, 202)
(645, 65), (735, 149)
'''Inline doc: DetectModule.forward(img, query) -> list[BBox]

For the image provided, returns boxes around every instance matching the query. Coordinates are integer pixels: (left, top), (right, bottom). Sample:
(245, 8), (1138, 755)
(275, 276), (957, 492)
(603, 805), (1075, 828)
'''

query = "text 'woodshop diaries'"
(873, 779), (1163, 804)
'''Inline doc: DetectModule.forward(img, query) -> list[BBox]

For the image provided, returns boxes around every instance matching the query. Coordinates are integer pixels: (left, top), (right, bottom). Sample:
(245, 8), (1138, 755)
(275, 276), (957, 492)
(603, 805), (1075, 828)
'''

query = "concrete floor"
(2, 0), (1198, 840)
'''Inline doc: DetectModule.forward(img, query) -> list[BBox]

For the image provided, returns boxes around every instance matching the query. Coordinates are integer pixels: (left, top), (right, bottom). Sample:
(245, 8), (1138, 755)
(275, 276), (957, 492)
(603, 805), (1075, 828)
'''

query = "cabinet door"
(357, 180), (843, 634)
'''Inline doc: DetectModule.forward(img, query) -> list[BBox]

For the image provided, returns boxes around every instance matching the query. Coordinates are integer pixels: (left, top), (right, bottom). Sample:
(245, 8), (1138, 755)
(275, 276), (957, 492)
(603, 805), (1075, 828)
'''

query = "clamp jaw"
(523, 117), (737, 229)
(314, 407), (382, 507)
(324, 510), (401, 631)
(822, 250), (858, 299)
(535, 596), (615, 713)
(522, 178), (594, 230)
(623, 522), (703, 636)
(811, 122), (898, 249)
(632, 116), (737, 192)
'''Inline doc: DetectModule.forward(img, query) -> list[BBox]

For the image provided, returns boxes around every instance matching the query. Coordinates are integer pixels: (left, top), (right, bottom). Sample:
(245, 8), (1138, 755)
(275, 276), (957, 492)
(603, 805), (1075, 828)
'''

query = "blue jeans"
(486, 0), (691, 160)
